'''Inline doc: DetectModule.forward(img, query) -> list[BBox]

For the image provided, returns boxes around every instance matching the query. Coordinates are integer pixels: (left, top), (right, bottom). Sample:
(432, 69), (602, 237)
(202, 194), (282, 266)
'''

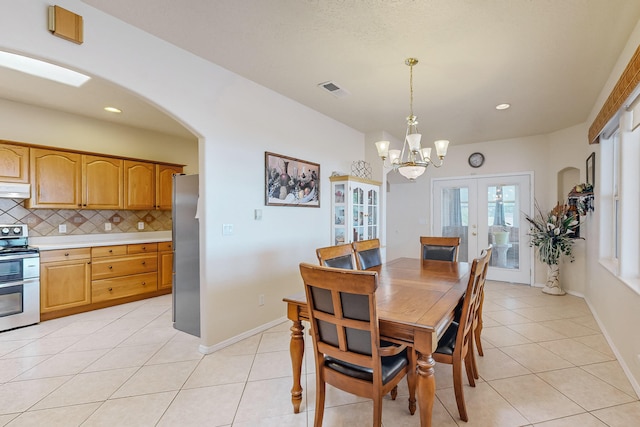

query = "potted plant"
(525, 202), (579, 295)
(492, 224), (511, 245)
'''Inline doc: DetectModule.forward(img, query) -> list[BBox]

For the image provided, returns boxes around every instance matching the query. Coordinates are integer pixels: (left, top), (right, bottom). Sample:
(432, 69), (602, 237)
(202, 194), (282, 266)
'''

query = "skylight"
(0, 51), (90, 87)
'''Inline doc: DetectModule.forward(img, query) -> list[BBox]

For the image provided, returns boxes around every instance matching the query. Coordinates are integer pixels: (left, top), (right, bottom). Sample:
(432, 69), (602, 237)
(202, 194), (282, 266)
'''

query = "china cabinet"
(329, 175), (381, 245)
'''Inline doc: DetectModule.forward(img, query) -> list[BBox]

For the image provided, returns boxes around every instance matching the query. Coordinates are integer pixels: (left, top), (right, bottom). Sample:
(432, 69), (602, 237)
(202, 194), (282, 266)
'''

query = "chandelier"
(375, 58), (449, 181)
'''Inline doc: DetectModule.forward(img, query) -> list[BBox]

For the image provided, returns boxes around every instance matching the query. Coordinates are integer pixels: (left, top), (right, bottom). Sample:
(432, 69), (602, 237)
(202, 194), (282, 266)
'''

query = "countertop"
(31, 231), (172, 251)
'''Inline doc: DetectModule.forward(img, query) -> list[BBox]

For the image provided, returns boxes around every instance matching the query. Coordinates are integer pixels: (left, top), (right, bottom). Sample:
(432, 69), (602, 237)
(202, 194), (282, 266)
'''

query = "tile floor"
(0, 281), (638, 426)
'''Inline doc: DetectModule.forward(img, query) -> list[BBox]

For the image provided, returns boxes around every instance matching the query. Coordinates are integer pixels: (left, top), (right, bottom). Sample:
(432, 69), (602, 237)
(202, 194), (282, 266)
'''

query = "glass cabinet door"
(333, 184), (346, 245)
(352, 186), (365, 242)
(367, 188), (378, 239)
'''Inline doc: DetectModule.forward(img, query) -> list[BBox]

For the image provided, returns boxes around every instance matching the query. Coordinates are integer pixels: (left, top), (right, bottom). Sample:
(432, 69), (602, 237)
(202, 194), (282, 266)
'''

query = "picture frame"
(265, 152), (320, 207)
(586, 152), (595, 187)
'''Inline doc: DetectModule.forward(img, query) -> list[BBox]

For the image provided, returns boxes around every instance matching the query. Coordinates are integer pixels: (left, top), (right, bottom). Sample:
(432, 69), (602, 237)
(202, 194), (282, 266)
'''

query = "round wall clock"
(468, 152), (485, 168)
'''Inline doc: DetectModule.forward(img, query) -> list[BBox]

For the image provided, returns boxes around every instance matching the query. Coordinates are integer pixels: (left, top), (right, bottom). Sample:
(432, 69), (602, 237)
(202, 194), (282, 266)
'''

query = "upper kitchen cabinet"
(124, 160), (155, 210)
(156, 164), (182, 210)
(26, 148), (82, 209)
(0, 142), (29, 183)
(83, 155), (124, 209)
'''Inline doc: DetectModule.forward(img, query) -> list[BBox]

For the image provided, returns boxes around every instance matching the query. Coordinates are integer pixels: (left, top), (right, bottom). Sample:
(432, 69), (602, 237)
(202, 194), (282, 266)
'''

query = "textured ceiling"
(3, 1), (640, 145)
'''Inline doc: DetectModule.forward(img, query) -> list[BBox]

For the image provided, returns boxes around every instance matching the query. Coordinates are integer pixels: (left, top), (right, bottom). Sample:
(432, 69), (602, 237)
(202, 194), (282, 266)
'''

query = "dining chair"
(432, 247), (492, 422)
(299, 262), (416, 427)
(419, 236), (461, 261)
(471, 246), (492, 370)
(352, 238), (382, 270)
(316, 243), (357, 269)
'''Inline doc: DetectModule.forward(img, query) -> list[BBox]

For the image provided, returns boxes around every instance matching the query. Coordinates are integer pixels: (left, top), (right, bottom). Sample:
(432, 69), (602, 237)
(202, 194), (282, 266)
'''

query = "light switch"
(105, 223), (112, 231)
(138, 222), (145, 230)
(254, 209), (262, 220)
(58, 224), (67, 233)
(222, 224), (234, 236)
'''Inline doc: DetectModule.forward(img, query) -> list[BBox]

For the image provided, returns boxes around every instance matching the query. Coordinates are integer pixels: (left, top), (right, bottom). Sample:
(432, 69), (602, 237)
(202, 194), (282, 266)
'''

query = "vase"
(542, 263), (565, 295)
(493, 231), (510, 245)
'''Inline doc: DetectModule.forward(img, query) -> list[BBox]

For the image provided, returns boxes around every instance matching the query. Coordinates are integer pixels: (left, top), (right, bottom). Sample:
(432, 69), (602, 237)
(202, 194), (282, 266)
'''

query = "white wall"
(2, 0), (364, 348)
(583, 20), (640, 396)
(0, 99), (198, 172)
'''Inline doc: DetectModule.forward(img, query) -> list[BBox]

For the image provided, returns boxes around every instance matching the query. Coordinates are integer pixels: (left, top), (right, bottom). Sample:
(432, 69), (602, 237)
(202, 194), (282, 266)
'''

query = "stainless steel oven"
(0, 225), (40, 332)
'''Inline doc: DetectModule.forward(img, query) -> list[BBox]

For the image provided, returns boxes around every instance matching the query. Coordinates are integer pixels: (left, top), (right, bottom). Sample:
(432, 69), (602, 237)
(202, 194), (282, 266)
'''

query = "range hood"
(0, 183), (31, 199)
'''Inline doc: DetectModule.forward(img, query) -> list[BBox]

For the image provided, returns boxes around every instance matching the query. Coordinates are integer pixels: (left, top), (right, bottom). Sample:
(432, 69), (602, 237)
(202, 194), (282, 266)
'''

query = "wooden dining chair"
(471, 246), (492, 368)
(432, 247), (492, 422)
(420, 236), (461, 261)
(352, 238), (382, 270)
(299, 262), (416, 427)
(316, 243), (357, 269)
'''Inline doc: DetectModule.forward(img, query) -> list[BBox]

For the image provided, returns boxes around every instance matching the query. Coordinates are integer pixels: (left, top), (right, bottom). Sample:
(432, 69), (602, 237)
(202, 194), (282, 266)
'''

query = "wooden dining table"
(283, 257), (471, 427)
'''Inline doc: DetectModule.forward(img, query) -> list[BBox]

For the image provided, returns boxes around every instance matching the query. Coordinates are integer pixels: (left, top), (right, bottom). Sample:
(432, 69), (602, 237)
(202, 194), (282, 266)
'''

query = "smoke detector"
(317, 81), (350, 98)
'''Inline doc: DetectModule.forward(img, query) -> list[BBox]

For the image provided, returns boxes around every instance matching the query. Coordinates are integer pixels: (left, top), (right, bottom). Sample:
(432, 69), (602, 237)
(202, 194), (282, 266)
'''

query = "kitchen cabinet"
(91, 243), (158, 302)
(157, 241), (173, 290)
(83, 155), (124, 209)
(124, 160), (155, 210)
(0, 142), (29, 183)
(27, 148), (82, 209)
(156, 164), (182, 210)
(329, 175), (381, 245)
(40, 248), (92, 313)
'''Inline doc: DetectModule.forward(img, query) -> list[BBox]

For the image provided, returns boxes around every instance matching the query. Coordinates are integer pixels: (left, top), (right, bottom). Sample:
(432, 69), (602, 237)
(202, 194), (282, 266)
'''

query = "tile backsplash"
(0, 198), (172, 237)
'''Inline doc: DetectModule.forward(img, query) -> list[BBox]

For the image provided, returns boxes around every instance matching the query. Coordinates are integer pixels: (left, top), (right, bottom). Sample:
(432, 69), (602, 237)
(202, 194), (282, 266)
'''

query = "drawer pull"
(108, 287), (113, 292)
(142, 282), (146, 286)
(64, 253), (69, 257)
(142, 246), (146, 250)
(109, 249), (113, 253)
(142, 261), (146, 265)
(108, 265), (113, 269)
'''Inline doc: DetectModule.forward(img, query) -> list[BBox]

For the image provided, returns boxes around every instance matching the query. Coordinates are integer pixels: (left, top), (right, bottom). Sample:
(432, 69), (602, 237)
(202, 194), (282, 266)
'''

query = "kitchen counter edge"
(31, 231), (172, 251)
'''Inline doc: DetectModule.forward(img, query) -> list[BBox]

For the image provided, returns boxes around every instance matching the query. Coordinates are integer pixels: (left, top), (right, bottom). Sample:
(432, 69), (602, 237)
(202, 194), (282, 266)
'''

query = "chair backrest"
(455, 247), (492, 355)
(299, 262), (380, 371)
(352, 238), (382, 270)
(420, 236), (461, 261)
(316, 243), (357, 269)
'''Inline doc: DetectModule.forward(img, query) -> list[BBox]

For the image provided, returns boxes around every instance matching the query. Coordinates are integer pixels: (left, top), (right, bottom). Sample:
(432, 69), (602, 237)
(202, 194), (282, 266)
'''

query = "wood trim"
(0, 139), (185, 168)
(589, 44), (640, 143)
(329, 175), (381, 186)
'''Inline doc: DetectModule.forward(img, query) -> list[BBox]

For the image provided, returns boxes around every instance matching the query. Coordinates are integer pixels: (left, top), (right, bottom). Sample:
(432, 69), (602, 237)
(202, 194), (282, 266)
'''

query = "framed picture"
(586, 152), (595, 187)
(265, 152), (320, 207)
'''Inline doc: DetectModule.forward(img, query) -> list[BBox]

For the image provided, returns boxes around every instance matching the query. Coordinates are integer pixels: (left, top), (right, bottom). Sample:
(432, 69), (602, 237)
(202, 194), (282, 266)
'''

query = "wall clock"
(468, 152), (485, 168)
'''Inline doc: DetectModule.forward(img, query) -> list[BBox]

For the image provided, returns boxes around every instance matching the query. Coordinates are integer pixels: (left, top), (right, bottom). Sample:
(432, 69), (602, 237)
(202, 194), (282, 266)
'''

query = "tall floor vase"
(542, 263), (565, 295)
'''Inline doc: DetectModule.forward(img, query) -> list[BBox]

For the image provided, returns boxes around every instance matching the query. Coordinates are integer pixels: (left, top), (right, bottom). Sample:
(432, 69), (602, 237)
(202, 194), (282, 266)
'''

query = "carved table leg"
(416, 350), (436, 427)
(289, 319), (305, 413)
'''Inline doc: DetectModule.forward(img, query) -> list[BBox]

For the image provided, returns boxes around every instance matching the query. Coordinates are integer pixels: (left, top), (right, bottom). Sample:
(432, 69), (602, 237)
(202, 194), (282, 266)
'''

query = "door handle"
(472, 232), (477, 236)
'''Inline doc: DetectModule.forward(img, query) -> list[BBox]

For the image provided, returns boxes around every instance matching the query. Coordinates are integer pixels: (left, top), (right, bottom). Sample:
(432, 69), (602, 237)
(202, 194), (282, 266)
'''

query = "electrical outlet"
(259, 294), (265, 306)
(137, 222), (144, 230)
(58, 224), (67, 233)
(104, 223), (112, 231)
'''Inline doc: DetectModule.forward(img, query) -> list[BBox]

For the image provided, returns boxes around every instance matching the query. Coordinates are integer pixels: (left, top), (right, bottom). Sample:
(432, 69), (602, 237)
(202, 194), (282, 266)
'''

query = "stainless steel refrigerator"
(172, 174), (200, 337)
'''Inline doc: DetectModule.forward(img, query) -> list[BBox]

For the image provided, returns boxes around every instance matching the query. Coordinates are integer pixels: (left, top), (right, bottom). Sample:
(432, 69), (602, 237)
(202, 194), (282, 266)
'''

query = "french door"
(432, 174), (532, 284)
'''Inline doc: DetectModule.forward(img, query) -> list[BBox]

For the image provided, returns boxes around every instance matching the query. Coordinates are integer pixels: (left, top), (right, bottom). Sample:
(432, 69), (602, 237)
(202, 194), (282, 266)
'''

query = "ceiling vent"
(318, 81), (350, 98)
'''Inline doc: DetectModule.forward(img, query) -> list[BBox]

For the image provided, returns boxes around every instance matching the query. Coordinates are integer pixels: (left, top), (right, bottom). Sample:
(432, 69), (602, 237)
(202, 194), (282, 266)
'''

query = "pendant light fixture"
(375, 58), (449, 181)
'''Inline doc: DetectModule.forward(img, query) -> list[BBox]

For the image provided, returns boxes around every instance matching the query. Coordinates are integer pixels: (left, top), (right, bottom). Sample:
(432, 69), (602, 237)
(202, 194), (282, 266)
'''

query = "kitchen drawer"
(158, 241), (172, 252)
(92, 245), (127, 258)
(41, 247), (91, 263)
(92, 272), (158, 302)
(128, 242), (158, 254)
(91, 254), (157, 280)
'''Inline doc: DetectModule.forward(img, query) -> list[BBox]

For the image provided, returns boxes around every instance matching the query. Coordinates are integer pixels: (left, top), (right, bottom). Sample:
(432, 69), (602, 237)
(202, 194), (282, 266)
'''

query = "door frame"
(431, 171), (535, 285)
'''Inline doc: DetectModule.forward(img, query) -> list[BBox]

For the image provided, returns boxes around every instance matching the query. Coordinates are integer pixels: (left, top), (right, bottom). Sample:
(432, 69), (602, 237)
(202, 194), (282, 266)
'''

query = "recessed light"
(104, 107), (122, 113)
(0, 50), (90, 87)
(495, 103), (511, 110)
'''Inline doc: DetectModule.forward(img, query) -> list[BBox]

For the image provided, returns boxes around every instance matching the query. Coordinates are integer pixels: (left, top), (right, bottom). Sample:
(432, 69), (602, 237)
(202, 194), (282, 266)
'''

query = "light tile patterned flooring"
(0, 281), (638, 426)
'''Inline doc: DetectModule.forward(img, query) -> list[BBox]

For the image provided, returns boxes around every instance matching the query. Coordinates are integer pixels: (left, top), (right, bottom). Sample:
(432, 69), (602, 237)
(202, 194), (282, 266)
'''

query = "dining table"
(283, 257), (471, 427)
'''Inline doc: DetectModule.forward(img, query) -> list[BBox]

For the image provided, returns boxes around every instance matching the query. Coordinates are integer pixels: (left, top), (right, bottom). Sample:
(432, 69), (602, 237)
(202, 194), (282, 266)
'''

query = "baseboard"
(198, 316), (289, 354)
(583, 297), (640, 399)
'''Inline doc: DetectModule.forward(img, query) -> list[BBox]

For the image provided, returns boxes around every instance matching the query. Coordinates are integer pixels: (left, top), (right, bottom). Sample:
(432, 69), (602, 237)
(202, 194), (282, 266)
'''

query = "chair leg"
(407, 349), (417, 415)
(464, 352), (476, 388)
(373, 394), (383, 427)
(390, 385), (398, 400)
(469, 332), (480, 380)
(314, 372), (326, 427)
(452, 359), (469, 422)
(475, 309), (484, 357)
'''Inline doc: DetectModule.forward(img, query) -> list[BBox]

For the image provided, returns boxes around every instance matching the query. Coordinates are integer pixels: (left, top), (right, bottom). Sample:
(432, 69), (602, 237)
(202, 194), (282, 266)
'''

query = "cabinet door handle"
(108, 265), (113, 269)
(142, 282), (146, 286)
(141, 261), (146, 266)
(64, 253), (69, 257)
(108, 249), (113, 253)
(108, 287), (113, 292)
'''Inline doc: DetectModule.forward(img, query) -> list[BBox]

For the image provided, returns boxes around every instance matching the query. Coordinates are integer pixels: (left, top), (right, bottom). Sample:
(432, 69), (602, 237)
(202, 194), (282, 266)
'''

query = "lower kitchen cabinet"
(40, 248), (92, 313)
(40, 241), (171, 320)
(158, 241), (173, 290)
